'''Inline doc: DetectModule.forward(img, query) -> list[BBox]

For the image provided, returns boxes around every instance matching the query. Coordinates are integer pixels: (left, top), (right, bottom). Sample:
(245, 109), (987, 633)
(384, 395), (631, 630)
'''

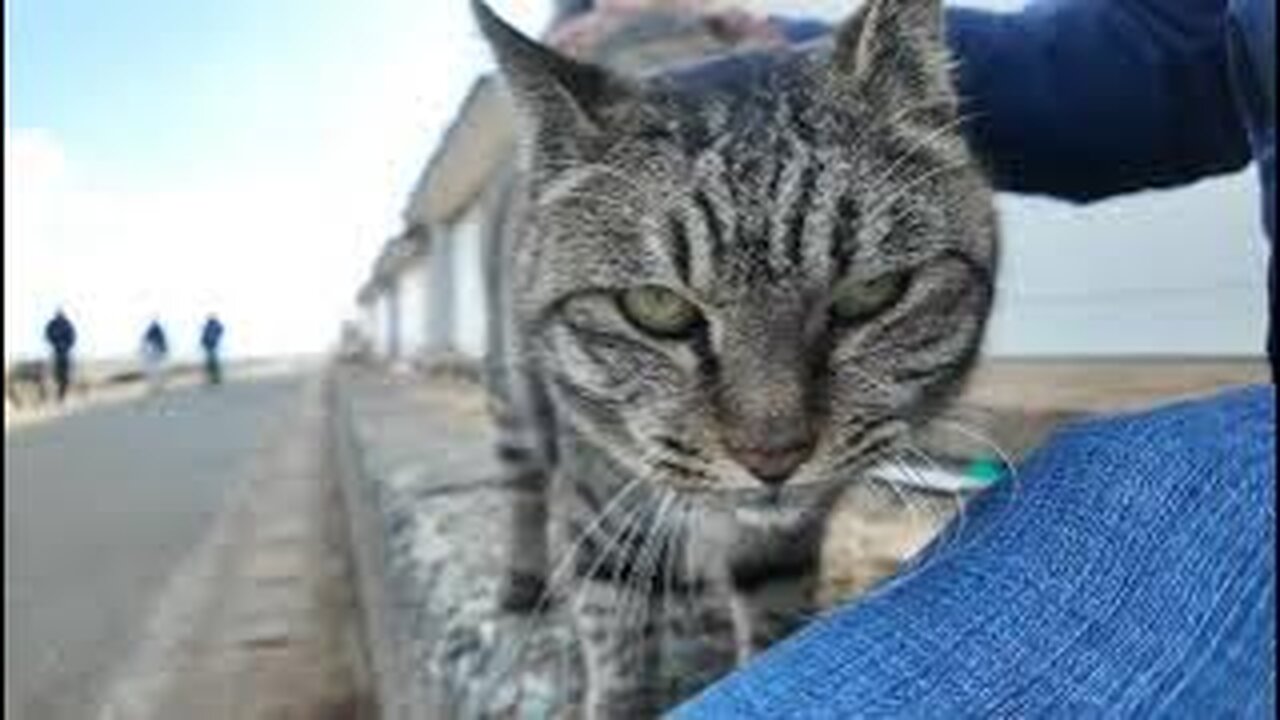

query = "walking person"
(200, 314), (225, 386)
(43, 308), (77, 403)
(140, 319), (169, 394)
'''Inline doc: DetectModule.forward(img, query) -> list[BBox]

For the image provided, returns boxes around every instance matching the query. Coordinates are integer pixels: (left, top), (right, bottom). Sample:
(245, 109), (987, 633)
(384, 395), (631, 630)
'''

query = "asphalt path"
(4, 374), (302, 719)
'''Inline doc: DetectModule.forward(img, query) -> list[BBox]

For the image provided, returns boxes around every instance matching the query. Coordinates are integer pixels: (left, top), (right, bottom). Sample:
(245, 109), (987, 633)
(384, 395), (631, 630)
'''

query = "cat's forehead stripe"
(665, 212), (692, 285)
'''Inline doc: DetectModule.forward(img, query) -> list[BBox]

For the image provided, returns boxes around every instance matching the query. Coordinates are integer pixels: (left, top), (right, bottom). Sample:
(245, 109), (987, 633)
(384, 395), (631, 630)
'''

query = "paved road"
(4, 374), (304, 720)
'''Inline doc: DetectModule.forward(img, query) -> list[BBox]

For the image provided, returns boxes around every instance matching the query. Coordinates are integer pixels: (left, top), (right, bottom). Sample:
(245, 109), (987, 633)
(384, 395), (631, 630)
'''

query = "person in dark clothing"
(43, 309), (77, 402)
(141, 319), (169, 392)
(142, 320), (168, 357)
(200, 315), (225, 385)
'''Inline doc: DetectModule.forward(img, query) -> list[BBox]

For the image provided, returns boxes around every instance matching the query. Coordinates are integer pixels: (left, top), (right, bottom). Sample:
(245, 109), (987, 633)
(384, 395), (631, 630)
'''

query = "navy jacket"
(779, 0), (1275, 376)
(44, 313), (76, 354)
(201, 318), (224, 352)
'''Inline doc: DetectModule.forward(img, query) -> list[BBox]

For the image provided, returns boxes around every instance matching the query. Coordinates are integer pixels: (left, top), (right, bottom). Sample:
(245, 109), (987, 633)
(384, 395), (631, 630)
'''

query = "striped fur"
(474, 1), (998, 716)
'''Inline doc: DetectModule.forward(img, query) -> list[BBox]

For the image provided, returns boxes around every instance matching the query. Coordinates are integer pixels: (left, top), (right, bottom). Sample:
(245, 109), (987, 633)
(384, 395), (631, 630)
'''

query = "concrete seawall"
(328, 365), (584, 719)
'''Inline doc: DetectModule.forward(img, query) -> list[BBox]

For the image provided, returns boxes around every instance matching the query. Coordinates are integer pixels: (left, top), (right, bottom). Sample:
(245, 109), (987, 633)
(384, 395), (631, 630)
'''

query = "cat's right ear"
(472, 1), (631, 139)
(826, 0), (956, 115)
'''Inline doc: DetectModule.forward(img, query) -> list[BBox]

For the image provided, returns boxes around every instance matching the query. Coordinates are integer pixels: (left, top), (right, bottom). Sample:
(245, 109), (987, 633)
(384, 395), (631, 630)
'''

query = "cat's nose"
(729, 440), (815, 486)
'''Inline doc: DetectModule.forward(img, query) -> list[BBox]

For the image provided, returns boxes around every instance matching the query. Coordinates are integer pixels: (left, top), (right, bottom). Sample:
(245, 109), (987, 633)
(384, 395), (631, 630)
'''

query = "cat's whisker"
(619, 491), (678, 651)
(845, 427), (1014, 612)
(488, 477), (649, 693)
(609, 489), (665, 642)
(879, 97), (971, 130)
(881, 451), (965, 570)
(663, 500), (706, 642)
(923, 416), (1025, 556)
(858, 111), (978, 211)
(926, 416), (1020, 493)
(536, 478), (647, 610)
(860, 158), (974, 232)
(659, 494), (684, 651)
(876, 453), (930, 523)
(588, 491), (655, 610)
(543, 490), (657, 693)
(828, 425), (906, 479)
(895, 442), (971, 557)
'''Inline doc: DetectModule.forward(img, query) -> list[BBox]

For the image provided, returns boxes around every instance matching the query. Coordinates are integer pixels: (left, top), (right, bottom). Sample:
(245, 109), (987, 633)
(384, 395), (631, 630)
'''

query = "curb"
(325, 367), (432, 720)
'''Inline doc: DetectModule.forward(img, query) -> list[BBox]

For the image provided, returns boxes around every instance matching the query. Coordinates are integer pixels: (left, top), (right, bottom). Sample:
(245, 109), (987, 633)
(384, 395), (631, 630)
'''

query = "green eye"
(830, 272), (910, 322)
(619, 286), (702, 337)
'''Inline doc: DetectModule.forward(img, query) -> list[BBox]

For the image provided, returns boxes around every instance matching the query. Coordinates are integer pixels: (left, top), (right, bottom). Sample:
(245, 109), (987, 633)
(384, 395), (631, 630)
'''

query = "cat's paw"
(497, 570), (549, 613)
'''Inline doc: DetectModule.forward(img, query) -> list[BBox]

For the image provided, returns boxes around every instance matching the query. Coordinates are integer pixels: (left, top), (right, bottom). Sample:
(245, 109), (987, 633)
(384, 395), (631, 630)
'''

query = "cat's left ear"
(473, 1), (634, 139)
(827, 0), (956, 114)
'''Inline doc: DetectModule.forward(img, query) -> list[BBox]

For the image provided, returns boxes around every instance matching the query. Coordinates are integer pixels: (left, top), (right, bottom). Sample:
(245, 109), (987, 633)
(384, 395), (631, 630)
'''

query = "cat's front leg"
(729, 563), (820, 662)
(490, 358), (557, 612)
(572, 578), (663, 720)
(728, 529), (824, 662)
(499, 461), (551, 612)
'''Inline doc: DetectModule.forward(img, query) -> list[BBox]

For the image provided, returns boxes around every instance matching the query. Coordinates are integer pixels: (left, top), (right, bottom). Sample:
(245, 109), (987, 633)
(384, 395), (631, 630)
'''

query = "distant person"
(43, 309), (77, 402)
(141, 319), (169, 393)
(200, 315), (225, 385)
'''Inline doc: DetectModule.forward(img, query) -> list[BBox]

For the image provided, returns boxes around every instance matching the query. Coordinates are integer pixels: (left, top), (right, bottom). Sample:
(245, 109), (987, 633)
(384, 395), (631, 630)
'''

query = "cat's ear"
(827, 0), (956, 113)
(472, 0), (633, 139)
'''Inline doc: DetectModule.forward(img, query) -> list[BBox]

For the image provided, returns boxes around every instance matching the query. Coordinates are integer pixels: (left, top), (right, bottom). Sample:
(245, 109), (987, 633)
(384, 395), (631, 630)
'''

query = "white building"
(355, 227), (431, 367)
(356, 78), (514, 370)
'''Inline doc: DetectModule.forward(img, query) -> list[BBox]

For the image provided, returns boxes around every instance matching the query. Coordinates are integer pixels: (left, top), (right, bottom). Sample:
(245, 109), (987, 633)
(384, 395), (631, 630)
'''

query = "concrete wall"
(427, 231), (455, 354)
(374, 286), (400, 360)
(396, 258), (431, 359)
(984, 172), (1268, 357)
(357, 302), (378, 352)
(448, 203), (490, 360)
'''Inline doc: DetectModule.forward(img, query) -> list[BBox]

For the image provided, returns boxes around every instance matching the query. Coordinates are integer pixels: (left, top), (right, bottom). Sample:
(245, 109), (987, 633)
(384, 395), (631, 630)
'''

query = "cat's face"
(478, 0), (997, 511)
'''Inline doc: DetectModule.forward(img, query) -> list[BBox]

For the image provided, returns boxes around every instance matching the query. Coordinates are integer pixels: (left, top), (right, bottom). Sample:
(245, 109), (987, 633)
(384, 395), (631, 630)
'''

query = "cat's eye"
(830, 272), (910, 322)
(618, 286), (702, 338)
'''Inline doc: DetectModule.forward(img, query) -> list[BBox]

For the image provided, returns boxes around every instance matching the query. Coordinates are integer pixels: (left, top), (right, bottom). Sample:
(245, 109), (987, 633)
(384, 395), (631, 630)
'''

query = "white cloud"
(6, 127), (66, 188)
(4, 128), (378, 362)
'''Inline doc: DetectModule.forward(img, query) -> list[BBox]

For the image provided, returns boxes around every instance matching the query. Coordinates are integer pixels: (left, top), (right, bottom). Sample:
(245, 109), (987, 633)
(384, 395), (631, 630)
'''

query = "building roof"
(355, 225), (431, 304)
(356, 279), (380, 306)
(403, 75), (516, 226)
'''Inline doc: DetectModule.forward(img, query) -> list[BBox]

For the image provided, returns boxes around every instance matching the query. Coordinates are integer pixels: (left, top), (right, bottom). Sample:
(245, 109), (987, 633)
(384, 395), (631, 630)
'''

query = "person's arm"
(776, 0), (1252, 202)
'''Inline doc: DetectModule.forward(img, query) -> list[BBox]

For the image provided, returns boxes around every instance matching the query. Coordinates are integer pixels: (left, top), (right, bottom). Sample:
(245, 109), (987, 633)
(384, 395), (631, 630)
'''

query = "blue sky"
(6, 0), (550, 360)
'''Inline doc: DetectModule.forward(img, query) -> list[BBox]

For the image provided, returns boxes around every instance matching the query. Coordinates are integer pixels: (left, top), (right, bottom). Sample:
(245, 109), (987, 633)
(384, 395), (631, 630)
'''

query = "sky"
(5, 0), (552, 361)
(6, 0), (1270, 361)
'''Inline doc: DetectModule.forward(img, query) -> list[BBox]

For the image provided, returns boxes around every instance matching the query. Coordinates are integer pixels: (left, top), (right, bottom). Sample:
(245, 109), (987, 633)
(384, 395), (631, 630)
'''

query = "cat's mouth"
(679, 476), (845, 511)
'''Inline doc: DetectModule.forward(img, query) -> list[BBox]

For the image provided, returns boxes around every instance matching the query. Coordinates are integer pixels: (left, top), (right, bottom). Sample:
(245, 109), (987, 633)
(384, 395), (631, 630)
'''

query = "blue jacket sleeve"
(776, 0), (1253, 203)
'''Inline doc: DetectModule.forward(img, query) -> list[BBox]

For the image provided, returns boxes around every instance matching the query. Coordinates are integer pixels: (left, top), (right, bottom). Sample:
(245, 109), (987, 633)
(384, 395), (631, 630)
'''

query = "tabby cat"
(474, 0), (998, 716)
